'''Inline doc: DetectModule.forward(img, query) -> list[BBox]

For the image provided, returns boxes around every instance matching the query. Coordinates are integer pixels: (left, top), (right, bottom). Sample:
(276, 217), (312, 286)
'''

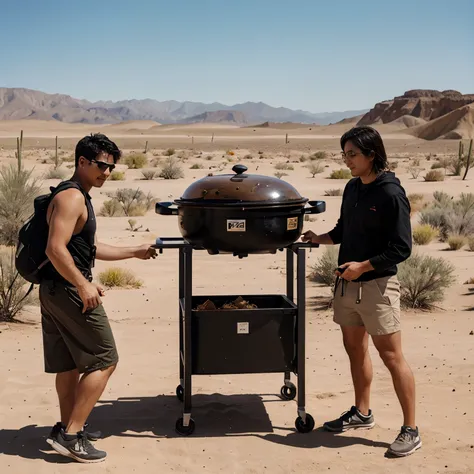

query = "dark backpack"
(15, 181), (85, 284)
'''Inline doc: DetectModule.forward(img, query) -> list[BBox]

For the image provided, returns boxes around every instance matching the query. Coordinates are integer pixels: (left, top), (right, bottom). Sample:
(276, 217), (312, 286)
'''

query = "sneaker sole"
(387, 440), (422, 457)
(323, 421), (375, 433)
(49, 440), (106, 463)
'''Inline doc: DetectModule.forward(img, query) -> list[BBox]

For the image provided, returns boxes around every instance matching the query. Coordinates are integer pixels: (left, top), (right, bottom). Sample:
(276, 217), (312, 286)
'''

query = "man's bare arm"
(45, 189), (92, 289)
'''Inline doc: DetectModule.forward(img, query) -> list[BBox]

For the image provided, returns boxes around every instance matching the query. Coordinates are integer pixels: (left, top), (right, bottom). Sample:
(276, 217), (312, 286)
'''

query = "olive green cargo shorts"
(333, 275), (401, 336)
(39, 280), (119, 374)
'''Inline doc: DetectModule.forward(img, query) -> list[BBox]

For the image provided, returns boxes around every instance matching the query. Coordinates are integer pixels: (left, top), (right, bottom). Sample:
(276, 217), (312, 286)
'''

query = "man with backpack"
(32, 134), (156, 463)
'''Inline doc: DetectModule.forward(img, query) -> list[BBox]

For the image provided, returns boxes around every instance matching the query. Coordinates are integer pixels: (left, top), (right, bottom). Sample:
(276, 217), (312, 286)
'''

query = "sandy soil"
(0, 120), (473, 473)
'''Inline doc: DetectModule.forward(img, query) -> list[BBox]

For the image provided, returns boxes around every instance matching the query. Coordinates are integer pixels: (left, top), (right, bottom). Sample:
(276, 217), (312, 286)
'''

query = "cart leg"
(283, 248), (296, 392)
(179, 248), (184, 386)
(293, 247), (315, 433)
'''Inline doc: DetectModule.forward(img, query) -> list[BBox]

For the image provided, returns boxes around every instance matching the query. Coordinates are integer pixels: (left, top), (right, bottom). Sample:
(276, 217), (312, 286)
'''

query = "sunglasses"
(90, 158), (115, 172)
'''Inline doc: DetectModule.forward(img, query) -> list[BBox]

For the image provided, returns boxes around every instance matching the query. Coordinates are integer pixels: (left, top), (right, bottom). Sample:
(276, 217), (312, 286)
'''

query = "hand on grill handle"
(304, 200), (326, 214)
(156, 202), (179, 215)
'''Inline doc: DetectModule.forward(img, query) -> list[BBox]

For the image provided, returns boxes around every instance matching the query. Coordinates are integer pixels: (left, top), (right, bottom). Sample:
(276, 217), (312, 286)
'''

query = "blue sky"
(1, 0), (473, 112)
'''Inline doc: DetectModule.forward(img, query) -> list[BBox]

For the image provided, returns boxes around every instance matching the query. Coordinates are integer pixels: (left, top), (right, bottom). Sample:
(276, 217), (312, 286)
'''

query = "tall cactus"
(55, 136), (59, 169)
(462, 139), (473, 180)
(16, 130), (23, 171)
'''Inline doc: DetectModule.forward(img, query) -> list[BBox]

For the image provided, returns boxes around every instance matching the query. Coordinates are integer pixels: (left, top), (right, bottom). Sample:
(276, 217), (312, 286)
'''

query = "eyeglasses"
(90, 158), (115, 172)
(340, 151), (362, 160)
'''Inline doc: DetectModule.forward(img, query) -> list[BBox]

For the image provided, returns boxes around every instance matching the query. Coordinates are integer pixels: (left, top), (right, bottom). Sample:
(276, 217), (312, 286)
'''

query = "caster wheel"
(295, 414), (315, 433)
(280, 383), (297, 401)
(175, 417), (195, 436)
(176, 385), (184, 402)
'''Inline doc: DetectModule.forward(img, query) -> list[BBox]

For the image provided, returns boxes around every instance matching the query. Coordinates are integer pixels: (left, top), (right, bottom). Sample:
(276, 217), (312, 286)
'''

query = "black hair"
(340, 126), (388, 174)
(75, 133), (121, 168)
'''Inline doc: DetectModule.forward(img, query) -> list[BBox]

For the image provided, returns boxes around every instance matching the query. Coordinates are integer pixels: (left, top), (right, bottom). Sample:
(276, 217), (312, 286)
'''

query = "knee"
(343, 338), (366, 360)
(378, 350), (400, 371)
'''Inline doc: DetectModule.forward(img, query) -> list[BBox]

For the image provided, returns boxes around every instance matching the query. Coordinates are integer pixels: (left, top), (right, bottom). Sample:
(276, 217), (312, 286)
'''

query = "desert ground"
(0, 120), (473, 473)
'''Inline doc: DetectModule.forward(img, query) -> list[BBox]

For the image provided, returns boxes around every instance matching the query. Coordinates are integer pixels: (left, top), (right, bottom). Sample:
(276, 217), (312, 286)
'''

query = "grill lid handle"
(232, 164), (248, 175)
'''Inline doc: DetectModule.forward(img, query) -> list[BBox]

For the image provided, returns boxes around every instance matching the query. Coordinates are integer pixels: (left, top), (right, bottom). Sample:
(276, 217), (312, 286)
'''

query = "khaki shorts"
(40, 280), (119, 374)
(333, 275), (401, 336)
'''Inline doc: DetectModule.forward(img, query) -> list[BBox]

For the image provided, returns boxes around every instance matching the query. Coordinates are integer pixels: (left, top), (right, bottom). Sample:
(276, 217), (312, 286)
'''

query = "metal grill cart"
(153, 237), (319, 436)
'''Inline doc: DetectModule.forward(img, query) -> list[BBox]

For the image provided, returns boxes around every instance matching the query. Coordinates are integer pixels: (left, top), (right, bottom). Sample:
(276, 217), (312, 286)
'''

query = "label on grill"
(287, 217), (298, 230)
(227, 219), (246, 232)
(237, 322), (249, 334)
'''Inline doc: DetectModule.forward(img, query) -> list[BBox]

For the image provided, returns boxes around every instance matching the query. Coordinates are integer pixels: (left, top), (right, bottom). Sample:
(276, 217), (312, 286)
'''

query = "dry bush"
(0, 246), (37, 322)
(110, 171), (126, 181)
(205, 155), (214, 161)
(141, 169), (157, 180)
(159, 157), (184, 179)
(389, 161), (398, 170)
(99, 188), (156, 217)
(274, 172), (289, 179)
(307, 162), (324, 177)
(468, 236), (474, 251)
(309, 151), (327, 161)
(412, 158), (421, 166)
(309, 246), (339, 287)
(44, 167), (68, 180)
(163, 148), (176, 157)
(408, 193), (426, 214)
(0, 165), (42, 246)
(398, 252), (456, 309)
(98, 267), (142, 289)
(274, 162), (294, 171)
(125, 153), (147, 169)
(408, 167), (422, 179)
(413, 224), (438, 245)
(431, 162), (444, 170)
(447, 234), (466, 250)
(190, 163), (204, 169)
(424, 170), (445, 182)
(324, 188), (344, 196)
(127, 219), (142, 232)
(408, 193), (424, 203)
(465, 277), (474, 284)
(329, 169), (352, 179)
(299, 155), (308, 162)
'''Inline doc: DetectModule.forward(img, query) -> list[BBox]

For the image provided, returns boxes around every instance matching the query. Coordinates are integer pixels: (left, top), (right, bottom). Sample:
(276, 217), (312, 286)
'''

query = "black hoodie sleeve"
(327, 186), (348, 244)
(369, 193), (412, 271)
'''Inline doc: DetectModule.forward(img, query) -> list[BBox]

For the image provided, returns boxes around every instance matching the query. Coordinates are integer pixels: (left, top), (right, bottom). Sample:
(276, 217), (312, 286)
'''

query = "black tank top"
(43, 180), (97, 285)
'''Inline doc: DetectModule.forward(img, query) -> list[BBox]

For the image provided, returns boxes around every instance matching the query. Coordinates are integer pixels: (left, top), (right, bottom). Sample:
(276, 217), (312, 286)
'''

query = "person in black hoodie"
(302, 126), (421, 457)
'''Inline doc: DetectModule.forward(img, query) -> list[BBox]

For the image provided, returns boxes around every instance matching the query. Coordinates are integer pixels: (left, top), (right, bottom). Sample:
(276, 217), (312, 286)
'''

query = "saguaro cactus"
(462, 139), (473, 180)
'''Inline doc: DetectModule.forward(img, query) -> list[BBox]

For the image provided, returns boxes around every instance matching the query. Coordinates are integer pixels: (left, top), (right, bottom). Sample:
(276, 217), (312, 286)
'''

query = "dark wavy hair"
(75, 133), (121, 167)
(340, 126), (388, 174)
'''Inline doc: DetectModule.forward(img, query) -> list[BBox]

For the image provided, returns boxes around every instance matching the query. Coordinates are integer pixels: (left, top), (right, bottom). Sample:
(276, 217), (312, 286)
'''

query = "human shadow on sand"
(0, 392), (388, 463)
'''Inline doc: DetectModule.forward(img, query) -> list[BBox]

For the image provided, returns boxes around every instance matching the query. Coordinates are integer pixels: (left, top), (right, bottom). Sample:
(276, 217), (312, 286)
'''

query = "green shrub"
(98, 267), (143, 288)
(190, 163), (204, 169)
(447, 234), (466, 250)
(309, 246), (339, 287)
(329, 169), (352, 179)
(125, 153), (148, 169)
(398, 252), (456, 309)
(309, 151), (327, 161)
(163, 148), (176, 157)
(413, 224), (438, 245)
(424, 170), (445, 182)
(110, 171), (126, 181)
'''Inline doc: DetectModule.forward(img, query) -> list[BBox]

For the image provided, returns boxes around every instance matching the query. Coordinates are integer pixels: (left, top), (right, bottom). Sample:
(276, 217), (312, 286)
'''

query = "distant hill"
(0, 87), (367, 125)
(178, 110), (247, 124)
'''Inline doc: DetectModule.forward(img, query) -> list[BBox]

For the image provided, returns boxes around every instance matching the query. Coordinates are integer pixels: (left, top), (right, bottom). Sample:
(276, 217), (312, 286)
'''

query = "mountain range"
(0, 88), (367, 125)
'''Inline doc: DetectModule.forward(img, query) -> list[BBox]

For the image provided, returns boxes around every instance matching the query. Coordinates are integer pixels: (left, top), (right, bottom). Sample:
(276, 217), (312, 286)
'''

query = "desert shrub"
(431, 162), (444, 170)
(433, 190), (451, 206)
(190, 163), (204, 169)
(98, 267), (143, 289)
(110, 171), (126, 181)
(398, 252), (456, 309)
(424, 170), (444, 182)
(308, 162), (324, 177)
(309, 151), (327, 161)
(389, 161), (398, 170)
(408, 167), (422, 179)
(274, 162), (294, 171)
(309, 246), (339, 287)
(0, 165), (42, 246)
(445, 193), (474, 237)
(127, 219), (142, 232)
(125, 153), (148, 169)
(99, 188), (156, 217)
(0, 246), (37, 322)
(412, 158), (421, 166)
(468, 236), (474, 251)
(408, 193), (424, 203)
(274, 172), (289, 179)
(159, 157), (184, 179)
(44, 167), (68, 180)
(408, 193), (426, 214)
(205, 155), (214, 161)
(413, 224), (438, 245)
(447, 234), (466, 250)
(299, 155), (308, 162)
(329, 169), (352, 179)
(324, 188), (344, 196)
(141, 169), (157, 180)
(163, 148), (176, 157)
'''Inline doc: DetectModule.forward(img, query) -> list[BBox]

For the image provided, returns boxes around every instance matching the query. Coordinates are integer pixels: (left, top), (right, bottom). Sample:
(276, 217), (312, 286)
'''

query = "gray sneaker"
(323, 406), (375, 432)
(50, 428), (107, 463)
(387, 426), (422, 457)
